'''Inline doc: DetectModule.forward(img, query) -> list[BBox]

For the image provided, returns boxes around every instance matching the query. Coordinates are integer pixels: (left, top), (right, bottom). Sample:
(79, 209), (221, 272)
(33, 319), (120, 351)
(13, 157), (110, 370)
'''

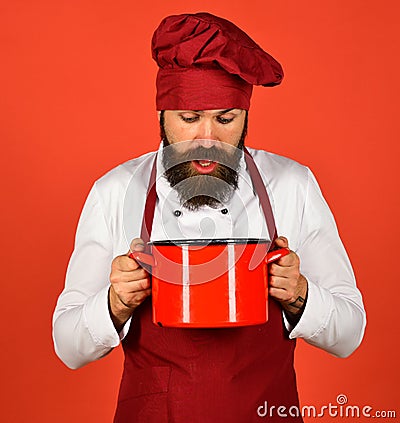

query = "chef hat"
(152, 12), (283, 111)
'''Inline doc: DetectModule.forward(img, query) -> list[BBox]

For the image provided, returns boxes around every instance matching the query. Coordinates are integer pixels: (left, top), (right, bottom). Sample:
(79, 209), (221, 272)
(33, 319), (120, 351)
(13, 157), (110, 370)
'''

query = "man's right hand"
(108, 238), (151, 331)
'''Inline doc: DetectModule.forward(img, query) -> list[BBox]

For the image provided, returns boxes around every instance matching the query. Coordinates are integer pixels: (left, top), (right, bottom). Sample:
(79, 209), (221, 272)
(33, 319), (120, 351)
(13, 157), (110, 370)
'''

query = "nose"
(195, 138), (215, 148)
(195, 119), (216, 147)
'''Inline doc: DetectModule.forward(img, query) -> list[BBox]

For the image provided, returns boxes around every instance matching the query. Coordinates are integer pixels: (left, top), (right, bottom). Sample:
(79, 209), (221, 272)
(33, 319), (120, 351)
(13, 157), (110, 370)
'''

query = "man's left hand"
(268, 236), (308, 320)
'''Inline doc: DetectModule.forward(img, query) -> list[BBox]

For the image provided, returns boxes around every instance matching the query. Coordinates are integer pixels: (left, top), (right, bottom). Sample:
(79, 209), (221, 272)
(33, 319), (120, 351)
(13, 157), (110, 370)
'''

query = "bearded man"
(53, 13), (366, 423)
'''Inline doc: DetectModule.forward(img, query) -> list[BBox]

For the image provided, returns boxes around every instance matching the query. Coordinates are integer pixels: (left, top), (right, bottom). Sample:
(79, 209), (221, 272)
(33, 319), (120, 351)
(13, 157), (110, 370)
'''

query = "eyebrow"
(216, 108), (235, 115)
(191, 108), (236, 114)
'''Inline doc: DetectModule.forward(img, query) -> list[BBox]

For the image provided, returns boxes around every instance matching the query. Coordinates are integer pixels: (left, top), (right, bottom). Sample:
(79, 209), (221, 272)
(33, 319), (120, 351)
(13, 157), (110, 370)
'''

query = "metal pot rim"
(149, 238), (270, 246)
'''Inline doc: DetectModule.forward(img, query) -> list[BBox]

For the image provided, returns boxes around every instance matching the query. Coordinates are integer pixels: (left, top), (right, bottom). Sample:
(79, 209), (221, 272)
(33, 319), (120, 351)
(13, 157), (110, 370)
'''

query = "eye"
(216, 116), (234, 124)
(180, 115), (199, 123)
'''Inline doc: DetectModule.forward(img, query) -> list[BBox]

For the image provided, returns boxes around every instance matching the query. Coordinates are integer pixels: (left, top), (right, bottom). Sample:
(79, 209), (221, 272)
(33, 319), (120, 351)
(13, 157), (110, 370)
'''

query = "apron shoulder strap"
(140, 155), (157, 248)
(244, 147), (277, 242)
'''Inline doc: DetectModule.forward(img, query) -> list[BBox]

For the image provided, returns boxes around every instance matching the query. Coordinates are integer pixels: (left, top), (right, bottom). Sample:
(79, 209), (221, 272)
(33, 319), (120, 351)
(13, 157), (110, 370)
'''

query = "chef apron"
(114, 148), (303, 422)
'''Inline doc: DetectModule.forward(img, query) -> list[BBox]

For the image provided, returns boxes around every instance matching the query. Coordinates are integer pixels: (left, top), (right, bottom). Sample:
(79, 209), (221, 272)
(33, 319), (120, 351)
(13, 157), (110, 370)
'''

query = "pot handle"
(128, 251), (155, 267)
(265, 248), (290, 264)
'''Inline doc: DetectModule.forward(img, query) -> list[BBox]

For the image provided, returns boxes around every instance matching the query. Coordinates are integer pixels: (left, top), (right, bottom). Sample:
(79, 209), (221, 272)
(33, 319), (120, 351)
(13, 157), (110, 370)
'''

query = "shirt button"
(221, 208), (228, 215)
(173, 210), (182, 217)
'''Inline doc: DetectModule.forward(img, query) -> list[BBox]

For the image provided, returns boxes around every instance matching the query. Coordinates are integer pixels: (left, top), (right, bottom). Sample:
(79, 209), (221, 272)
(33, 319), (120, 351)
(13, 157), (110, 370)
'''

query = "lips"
(191, 160), (218, 174)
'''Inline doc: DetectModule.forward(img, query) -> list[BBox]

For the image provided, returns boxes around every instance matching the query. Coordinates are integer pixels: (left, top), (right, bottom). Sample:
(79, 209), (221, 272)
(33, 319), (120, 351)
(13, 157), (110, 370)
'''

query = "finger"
(270, 251), (299, 270)
(129, 238), (146, 253)
(113, 255), (142, 271)
(111, 268), (149, 284)
(272, 236), (289, 249)
(132, 288), (152, 301)
(269, 275), (290, 290)
(111, 285), (152, 310)
(269, 274), (299, 301)
(269, 263), (291, 278)
(125, 238), (147, 269)
(124, 277), (151, 292)
(121, 288), (152, 308)
(268, 263), (300, 279)
(269, 286), (292, 302)
(113, 277), (151, 295)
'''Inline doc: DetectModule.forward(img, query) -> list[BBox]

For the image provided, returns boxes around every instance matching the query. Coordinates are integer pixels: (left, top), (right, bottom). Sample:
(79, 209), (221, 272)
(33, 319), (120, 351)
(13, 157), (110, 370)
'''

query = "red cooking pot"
(129, 238), (289, 328)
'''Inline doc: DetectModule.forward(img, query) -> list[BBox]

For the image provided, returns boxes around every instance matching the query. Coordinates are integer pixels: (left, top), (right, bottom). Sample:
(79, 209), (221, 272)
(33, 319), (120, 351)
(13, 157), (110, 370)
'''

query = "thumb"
(128, 238), (146, 255)
(272, 236), (289, 249)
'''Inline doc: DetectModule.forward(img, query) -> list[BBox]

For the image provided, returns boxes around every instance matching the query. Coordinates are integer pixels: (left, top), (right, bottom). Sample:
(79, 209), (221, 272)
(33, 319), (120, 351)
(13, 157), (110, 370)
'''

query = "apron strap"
(244, 147), (277, 242)
(140, 155), (157, 249)
(140, 149), (277, 245)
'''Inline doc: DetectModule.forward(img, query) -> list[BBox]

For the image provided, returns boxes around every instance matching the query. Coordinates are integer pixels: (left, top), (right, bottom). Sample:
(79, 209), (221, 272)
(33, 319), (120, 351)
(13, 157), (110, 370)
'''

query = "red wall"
(1, 1), (399, 421)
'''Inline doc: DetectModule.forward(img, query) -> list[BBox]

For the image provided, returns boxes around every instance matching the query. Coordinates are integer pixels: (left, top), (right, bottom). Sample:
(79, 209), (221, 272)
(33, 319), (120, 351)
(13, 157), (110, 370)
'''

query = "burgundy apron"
(114, 149), (302, 422)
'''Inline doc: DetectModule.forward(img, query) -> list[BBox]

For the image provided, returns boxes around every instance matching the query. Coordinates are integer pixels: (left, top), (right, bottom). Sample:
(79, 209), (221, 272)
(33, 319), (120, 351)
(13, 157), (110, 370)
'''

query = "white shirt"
(52, 145), (366, 369)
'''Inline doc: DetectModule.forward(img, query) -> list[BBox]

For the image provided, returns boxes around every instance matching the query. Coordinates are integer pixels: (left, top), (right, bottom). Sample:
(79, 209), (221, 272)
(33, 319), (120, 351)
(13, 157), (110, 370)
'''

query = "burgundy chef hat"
(151, 12), (284, 111)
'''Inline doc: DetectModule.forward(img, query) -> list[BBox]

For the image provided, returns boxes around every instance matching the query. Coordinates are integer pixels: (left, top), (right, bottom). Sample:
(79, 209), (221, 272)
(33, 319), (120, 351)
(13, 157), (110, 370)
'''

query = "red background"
(1, 1), (399, 421)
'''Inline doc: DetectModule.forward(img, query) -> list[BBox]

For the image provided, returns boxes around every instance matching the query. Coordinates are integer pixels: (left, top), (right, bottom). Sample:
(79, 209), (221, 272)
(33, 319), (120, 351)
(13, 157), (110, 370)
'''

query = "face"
(162, 108), (247, 149)
(161, 109), (248, 210)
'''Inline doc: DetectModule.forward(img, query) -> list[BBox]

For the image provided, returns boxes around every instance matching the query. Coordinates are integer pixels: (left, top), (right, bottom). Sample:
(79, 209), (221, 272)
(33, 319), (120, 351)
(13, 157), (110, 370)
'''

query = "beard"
(160, 113), (247, 211)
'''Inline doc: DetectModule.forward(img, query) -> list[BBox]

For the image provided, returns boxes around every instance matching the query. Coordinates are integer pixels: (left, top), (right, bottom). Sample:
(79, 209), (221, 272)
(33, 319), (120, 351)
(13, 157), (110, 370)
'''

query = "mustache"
(162, 142), (243, 173)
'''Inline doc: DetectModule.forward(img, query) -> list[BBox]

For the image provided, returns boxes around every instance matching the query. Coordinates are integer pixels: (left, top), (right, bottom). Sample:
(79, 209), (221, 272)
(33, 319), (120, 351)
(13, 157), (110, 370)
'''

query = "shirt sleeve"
(283, 169), (366, 357)
(52, 184), (131, 369)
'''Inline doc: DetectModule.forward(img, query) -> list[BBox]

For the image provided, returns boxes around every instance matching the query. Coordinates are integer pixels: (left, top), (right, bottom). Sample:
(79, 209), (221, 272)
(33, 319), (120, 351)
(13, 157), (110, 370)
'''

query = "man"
(53, 12), (366, 422)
